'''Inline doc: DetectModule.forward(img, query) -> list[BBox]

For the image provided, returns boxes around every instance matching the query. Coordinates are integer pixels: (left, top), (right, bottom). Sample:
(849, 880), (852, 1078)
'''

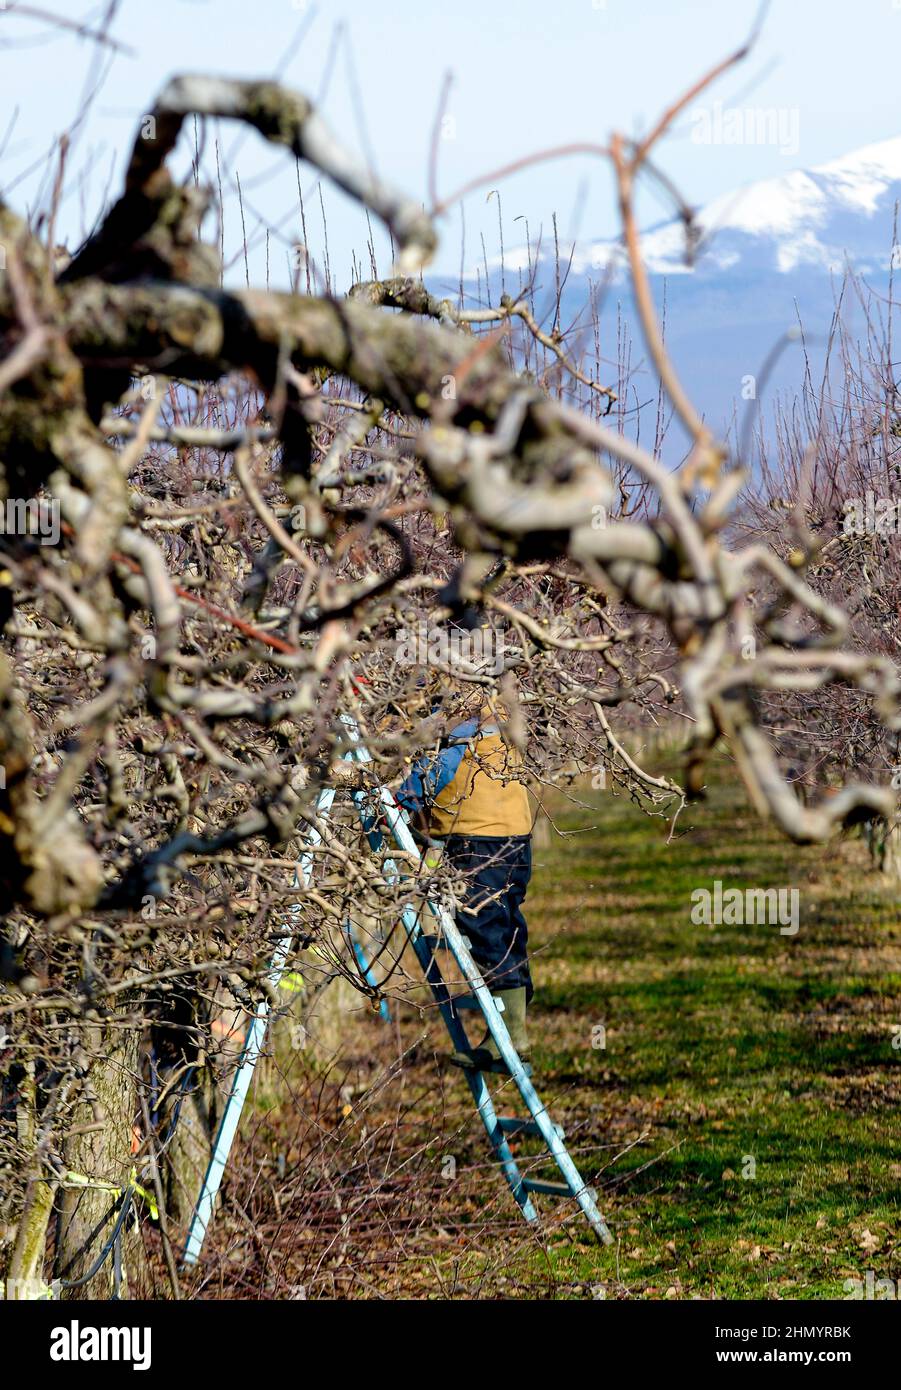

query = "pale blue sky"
(2, 0), (900, 286)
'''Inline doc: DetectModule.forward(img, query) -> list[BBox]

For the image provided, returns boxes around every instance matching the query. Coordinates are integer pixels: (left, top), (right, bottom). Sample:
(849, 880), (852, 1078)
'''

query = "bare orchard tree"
(739, 267), (901, 874)
(0, 37), (898, 1297)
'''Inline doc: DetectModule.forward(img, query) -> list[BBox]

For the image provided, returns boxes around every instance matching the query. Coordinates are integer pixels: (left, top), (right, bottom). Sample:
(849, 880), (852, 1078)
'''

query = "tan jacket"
(428, 713), (532, 838)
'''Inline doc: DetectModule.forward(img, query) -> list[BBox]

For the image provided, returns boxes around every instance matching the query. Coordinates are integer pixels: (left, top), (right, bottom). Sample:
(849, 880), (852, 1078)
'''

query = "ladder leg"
(407, 899), (612, 1242)
(343, 921), (391, 1021)
(462, 1068), (538, 1222)
(182, 784), (339, 1264)
(404, 910), (538, 1221)
(438, 914), (613, 1243)
(182, 1008), (268, 1265)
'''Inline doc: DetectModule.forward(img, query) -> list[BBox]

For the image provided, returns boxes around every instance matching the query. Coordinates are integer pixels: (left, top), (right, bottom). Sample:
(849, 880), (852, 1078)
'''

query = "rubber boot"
(451, 987), (530, 1073)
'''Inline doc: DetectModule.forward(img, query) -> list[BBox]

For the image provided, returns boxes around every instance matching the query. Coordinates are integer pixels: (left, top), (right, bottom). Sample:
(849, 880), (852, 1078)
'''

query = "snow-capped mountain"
(480, 138), (901, 444)
(505, 137), (901, 281)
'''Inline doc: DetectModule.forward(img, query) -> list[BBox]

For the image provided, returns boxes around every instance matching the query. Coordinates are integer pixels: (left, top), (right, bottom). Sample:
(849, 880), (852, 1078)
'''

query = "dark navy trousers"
(443, 834), (533, 1000)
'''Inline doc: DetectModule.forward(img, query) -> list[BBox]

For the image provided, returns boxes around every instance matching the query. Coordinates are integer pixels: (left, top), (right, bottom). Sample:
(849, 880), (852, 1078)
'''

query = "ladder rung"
(521, 1179), (574, 1197)
(448, 1054), (532, 1078)
(522, 1179), (598, 1200)
(497, 1117), (565, 1140)
(453, 994), (504, 1012)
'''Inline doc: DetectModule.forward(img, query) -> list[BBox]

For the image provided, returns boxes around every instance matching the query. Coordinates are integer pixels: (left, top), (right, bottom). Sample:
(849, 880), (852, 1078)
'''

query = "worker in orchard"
(397, 681), (534, 1072)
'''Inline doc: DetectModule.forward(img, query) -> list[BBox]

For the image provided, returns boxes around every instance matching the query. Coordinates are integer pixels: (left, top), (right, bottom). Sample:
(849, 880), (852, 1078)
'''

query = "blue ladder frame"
(182, 783), (336, 1266)
(182, 731), (612, 1265)
(345, 734), (612, 1245)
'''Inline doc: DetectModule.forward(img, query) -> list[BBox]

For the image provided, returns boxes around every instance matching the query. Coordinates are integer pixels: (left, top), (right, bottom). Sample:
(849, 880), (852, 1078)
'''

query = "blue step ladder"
(182, 729), (612, 1265)
(346, 735), (612, 1245)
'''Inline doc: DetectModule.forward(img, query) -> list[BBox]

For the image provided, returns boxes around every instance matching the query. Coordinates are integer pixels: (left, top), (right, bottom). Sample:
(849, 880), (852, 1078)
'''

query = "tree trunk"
(7, 1175), (57, 1299)
(880, 817), (901, 880)
(54, 1019), (143, 1299)
(4, 1059), (57, 1298)
(162, 1068), (215, 1234)
(531, 812), (551, 850)
(866, 815), (901, 881)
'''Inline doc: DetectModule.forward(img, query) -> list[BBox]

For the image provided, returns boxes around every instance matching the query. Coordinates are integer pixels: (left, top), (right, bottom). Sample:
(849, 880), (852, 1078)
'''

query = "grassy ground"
(520, 775), (900, 1298)
(222, 773), (901, 1299)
